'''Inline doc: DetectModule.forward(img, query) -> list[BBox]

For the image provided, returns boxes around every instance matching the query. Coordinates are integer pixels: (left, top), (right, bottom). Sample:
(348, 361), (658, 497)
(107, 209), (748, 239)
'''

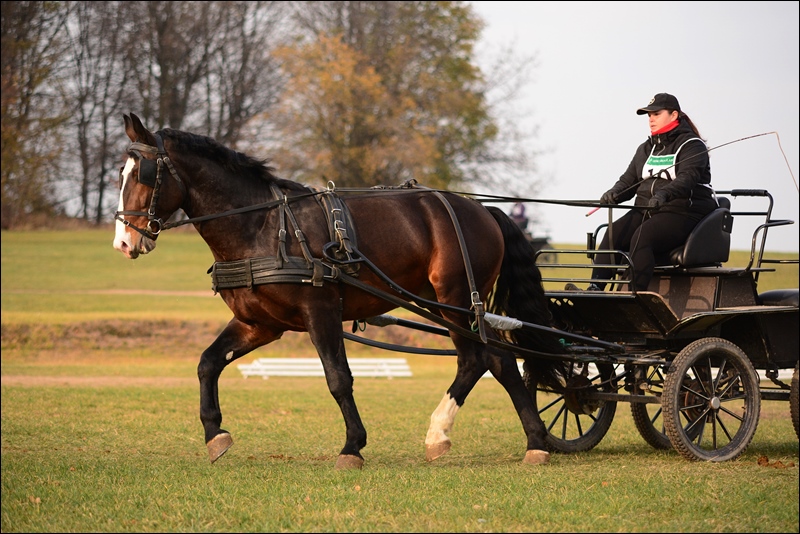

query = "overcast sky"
(470, 1), (799, 253)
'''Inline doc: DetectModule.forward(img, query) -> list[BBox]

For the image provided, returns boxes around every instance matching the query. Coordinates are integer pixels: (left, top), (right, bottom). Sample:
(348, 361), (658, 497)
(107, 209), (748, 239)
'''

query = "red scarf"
(651, 119), (680, 135)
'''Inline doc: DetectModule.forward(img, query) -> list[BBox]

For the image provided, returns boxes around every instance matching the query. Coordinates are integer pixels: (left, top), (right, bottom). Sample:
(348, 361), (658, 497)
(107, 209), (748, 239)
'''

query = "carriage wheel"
(525, 361), (618, 453)
(791, 362), (799, 440)
(662, 337), (760, 462)
(630, 364), (672, 450)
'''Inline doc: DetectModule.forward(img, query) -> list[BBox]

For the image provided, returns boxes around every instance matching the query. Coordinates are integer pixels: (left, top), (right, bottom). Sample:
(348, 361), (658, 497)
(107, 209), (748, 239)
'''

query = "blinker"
(134, 151), (158, 187)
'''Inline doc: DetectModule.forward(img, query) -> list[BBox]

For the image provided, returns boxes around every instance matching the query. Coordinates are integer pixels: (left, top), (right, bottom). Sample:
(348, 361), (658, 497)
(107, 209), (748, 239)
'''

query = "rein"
(118, 130), (793, 241)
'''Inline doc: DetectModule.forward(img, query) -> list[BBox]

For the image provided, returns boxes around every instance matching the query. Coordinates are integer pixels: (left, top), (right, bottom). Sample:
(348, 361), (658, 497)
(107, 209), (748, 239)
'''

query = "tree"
(194, 1), (289, 147)
(270, 0), (541, 193)
(1, 1), (71, 228)
(2, 0), (544, 226)
(66, 1), (134, 223)
(272, 32), (440, 187)
(56, 1), (290, 225)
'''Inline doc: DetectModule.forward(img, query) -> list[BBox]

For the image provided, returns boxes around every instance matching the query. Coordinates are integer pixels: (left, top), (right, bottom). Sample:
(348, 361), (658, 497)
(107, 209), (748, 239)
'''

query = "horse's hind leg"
(198, 318), (281, 463)
(425, 334), (487, 461)
(484, 348), (550, 465)
(306, 315), (367, 470)
(425, 335), (550, 465)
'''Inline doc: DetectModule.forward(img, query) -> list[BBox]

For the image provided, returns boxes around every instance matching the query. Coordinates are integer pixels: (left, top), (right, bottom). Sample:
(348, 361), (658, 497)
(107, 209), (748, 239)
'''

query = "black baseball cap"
(636, 93), (681, 115)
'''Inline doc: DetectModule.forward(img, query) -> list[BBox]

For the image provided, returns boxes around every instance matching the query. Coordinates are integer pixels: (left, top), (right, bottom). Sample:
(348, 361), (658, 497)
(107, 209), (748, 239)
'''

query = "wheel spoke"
(713, 358), (729, 391)
(683, 406), (710, 434)
(693, 415), (706, 445)
(679, 400), (706, 412)
(716, 372), (742, 398)
(720, 392), (747, 402)
(546, 403), (567, 434)
(715, 413), (734, 441)
(539, 394), (564, 413)
(711, 413), (719, 448)
(681, 383), (710, 402)
(649, 407), (663, 426)
(559, 404), (568, 439)
(718, 404), (744, 422)
(573, 413), (584, 436)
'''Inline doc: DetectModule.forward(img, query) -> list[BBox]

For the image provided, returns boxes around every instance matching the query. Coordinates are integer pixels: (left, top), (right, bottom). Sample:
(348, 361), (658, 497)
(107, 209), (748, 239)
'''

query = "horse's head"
(113, 113), (186, 259)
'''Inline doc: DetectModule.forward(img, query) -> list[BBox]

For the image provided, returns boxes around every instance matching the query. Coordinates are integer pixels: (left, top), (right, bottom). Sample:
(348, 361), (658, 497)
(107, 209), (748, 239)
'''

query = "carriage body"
(531, 189), (799, 460)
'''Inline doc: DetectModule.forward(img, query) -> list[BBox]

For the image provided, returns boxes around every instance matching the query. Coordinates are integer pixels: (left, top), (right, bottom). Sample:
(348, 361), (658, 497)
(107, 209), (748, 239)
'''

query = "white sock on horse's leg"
(425, 393), (459, 461)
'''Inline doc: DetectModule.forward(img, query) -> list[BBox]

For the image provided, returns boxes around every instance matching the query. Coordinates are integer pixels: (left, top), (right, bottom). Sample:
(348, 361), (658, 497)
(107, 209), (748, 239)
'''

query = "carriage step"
(238, 357), (412, 379)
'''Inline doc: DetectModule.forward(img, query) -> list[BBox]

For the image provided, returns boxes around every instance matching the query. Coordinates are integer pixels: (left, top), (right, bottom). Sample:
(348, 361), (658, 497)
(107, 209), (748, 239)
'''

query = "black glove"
(648, 192), (667, 209)
(600, 190), (617, 205)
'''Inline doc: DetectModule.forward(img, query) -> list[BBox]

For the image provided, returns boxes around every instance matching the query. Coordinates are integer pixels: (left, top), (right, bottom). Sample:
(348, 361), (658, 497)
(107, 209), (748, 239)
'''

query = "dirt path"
(0, 375), (198, 387)
(3, 289), (214, 297)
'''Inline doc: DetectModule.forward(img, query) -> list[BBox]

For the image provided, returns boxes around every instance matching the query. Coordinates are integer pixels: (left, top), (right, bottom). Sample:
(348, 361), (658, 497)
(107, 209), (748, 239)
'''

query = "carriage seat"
(757, 289), (799, 307)
(659, 197), (733, 268)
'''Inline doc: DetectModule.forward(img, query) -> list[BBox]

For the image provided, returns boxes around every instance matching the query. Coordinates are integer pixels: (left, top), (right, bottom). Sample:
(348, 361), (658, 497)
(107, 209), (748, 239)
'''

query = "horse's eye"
(118, 166), (125, 189)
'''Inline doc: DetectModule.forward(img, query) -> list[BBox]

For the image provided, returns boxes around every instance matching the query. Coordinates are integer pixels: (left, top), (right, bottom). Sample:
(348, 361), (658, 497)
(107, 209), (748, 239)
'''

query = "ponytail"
(678, 112), (705, 141)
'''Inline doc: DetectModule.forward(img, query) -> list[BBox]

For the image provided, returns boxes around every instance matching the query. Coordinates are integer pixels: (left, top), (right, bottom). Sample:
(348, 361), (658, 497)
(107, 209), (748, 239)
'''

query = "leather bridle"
(114, 133), (186, 240)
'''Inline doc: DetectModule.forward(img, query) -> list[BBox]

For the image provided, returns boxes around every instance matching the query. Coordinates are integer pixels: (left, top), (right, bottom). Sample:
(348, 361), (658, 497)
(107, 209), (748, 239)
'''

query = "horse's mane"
(159, 128), (307, 191)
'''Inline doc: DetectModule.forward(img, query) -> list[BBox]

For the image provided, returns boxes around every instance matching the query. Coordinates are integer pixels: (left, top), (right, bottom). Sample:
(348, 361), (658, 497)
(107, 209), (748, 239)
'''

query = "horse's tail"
(486, 206), (567, 389)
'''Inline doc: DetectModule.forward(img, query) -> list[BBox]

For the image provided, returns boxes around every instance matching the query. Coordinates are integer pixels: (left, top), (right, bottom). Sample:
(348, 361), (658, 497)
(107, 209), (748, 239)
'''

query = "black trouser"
(591, 209), (700, 291)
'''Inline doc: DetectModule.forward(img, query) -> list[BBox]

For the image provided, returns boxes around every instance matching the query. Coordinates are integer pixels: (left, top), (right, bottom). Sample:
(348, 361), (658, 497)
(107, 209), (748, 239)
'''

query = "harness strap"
(147, 137), (166, 221)
(314, 184), (361, 275)
(209, 255), (337, 293)
(153, 134), (187, 205)
(429, 189), (488, 343)
(272, 186), (289, 267)
(318, 187), (357, 255)
(271, 185), (315, 268)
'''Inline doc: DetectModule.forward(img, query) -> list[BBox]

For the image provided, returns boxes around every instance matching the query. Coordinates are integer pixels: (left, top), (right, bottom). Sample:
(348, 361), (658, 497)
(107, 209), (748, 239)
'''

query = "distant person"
(586, 93), (718, 291)
(510, 202), (529, 231)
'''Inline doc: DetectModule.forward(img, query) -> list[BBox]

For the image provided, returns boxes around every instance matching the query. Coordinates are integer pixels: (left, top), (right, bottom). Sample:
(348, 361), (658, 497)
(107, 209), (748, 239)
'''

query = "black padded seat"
(758, 289), (799, 307)
(661, 197), (733, 268)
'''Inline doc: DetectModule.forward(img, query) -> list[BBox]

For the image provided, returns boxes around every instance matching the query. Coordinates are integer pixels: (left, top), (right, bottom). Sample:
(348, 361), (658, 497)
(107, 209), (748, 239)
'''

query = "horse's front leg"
(306, 314), (366, 470)
(198, 317), (281, 463)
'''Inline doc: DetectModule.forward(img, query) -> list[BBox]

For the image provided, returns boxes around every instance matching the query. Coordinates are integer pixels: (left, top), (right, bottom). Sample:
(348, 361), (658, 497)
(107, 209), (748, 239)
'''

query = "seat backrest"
(666, 197), (733, 267)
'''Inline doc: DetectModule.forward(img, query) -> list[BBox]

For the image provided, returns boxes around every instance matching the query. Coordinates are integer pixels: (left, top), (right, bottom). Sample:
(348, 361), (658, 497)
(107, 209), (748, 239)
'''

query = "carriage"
(532, 189), (798, 461)
(113, 113), (798, 467)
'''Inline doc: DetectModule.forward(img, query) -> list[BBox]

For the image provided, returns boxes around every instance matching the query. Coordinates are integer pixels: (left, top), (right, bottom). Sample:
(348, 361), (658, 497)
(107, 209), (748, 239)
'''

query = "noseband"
(114, 133), (186, 240)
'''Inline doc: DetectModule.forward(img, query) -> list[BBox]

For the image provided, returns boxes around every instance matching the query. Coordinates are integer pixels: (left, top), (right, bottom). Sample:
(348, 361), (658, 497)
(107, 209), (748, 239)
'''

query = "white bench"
(238, 357), (412, 379)
(482, 360), (526, 379)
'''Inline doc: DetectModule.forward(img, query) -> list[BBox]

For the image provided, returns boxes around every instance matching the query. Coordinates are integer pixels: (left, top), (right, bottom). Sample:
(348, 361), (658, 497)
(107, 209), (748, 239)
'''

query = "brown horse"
(113, 113), (566, 468)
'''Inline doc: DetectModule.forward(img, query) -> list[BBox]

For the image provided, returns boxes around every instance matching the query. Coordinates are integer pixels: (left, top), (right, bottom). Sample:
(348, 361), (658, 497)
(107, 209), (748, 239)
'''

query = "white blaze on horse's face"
(113, 156), (156, 259)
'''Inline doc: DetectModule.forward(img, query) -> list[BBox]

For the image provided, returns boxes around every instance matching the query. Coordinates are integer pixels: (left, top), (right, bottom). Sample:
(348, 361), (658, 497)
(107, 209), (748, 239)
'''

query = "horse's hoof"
(425, 440), (451, 461)
(207, 432), (233, 463)
(335, 454), (364, 470)
(523, 449), (550, 465)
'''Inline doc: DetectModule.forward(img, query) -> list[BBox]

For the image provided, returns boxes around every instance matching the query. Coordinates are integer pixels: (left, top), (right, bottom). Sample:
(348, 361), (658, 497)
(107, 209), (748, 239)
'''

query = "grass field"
(2, 229), (798, 532)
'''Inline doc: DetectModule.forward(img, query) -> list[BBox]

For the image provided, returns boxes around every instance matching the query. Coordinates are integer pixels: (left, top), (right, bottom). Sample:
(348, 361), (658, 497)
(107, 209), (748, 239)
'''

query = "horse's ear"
(123, 114), (135, 142)
(125, 112), (152, 143)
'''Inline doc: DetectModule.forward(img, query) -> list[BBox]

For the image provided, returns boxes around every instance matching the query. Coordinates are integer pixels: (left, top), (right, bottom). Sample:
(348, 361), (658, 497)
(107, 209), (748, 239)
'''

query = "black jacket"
(608, 120), (717, 220)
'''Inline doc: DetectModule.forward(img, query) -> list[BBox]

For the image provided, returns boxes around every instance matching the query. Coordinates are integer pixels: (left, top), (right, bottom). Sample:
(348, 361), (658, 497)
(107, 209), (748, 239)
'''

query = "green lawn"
(1, 228), (798, 532)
